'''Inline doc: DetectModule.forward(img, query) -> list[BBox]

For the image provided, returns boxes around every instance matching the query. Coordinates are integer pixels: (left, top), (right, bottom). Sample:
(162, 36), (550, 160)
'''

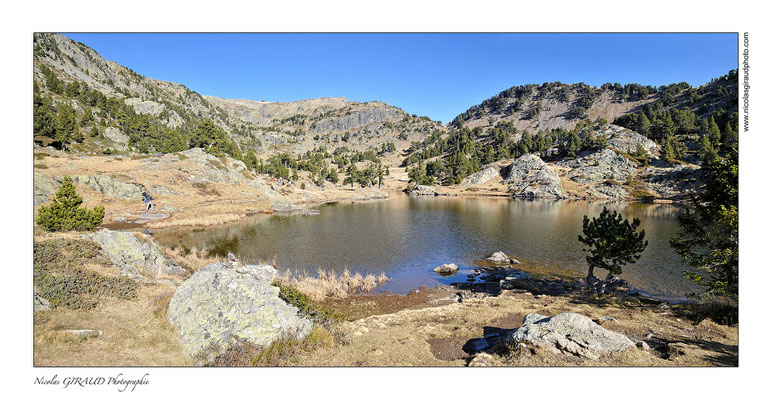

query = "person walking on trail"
(142, 191), (154, 212)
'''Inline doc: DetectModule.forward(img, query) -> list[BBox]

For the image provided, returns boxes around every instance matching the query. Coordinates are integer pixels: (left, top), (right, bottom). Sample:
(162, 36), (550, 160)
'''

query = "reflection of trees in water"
(206, 233), (240, 258)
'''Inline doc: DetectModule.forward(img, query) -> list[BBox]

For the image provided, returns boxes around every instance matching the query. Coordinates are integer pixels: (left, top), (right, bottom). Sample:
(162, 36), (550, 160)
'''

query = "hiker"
(142, 191), (154, 211)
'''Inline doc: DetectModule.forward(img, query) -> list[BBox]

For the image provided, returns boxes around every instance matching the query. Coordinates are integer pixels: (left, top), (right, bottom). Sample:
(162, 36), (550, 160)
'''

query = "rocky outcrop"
(84, 229), (183, 279)
(598, 125), (658, 154)
(587, 181), (629, 199)
(642, 165), (701, 198)
(503, 154), (564, 199)
(506, 313), (635, 360)
(72, 174), (145, 200)
(34, 173), (58, 205)
(311, 107), (400, 134)
(433, 263), (459, 275)
(124, 98), (165, 116)
(560, 149), (638, 185)
(486, 251), (520, 264)
(408, 185), (437, 196)
(167, 262), (313, 357)
(102, 127), (129, 151)
(462, 166), (501, 187)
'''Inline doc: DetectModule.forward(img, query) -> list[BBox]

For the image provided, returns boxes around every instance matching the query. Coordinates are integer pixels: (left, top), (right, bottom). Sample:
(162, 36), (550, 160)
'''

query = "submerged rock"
(433, 263), (459, 275)
(84, 229), (183, 278)
(506, 313), (635, 360)
(167, 263), (313, 357)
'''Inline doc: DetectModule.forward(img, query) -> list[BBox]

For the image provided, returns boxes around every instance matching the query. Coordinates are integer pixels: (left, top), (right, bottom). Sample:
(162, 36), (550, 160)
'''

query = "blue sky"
(62, 33), (738, 123)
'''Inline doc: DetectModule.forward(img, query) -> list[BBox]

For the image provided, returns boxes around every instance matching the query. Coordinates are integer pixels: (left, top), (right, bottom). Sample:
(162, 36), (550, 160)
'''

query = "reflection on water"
(155, 195), (698, 301)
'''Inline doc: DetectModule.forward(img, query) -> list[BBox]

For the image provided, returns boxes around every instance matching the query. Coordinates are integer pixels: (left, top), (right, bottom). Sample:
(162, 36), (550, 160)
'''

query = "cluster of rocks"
(72, 174), (146, 200)
(166, 262), (313, 357)
(486, 251), (520, 264)
(597, 124), (659, 155)
(503, 154), (564, 199)
(641, 165), (701, 198)
(310, 106), (400, 134)
(408, 185), (437, 196)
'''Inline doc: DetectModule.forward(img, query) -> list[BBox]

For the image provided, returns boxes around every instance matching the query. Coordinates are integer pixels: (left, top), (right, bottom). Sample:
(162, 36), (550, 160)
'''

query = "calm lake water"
(155, 195), (699, 302)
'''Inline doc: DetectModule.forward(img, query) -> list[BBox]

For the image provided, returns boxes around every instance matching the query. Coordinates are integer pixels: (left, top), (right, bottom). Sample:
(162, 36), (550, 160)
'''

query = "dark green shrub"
(36, 176), (104, 231)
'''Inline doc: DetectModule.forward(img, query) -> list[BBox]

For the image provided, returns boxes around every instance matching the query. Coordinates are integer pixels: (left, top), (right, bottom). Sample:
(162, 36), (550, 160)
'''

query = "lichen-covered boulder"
(84, 229), (183, 278)
(166, 263), (313, 357)
(34, 173), (58, 205)
(506, 313), (635, 360)
(72, 174), (145, 200)
(462, 166), (501, 187)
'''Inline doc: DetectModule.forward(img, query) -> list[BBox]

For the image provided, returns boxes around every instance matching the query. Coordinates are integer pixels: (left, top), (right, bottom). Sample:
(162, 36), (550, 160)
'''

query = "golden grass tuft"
(276, 268), (389, 301)
(161, 245), (224, 274)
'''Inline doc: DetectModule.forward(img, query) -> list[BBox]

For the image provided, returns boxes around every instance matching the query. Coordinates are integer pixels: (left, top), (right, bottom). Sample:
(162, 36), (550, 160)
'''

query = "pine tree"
(36, 176), (105, 232)
(578, 207), (648, 286)
(708, 116), (721, 144)
(670, 149), (738, 300)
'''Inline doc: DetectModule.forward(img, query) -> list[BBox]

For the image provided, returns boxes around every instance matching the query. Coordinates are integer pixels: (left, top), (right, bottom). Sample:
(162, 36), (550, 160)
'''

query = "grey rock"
(487, 251), (520, 264)
(503, 154), (564, 199)
(588, 181), (629, 199)
(506, 313), (635, 360)
(61, 329), (103, 338)
(34, 173), (58, 205)
(84, 229), (184, 278)
(598, 124), (658, 154)
(167, 263), (313, 356)
(34, 287), (51, 312)
(409, 185), (437, 196)
(433, 263), (459, 275)
(102, 127), (129, 151)
(462, 166), (501, 187)
(560, 149), (638, 185)
(642, 165), (701, 198)
(311, 107), (400, 134)
(72, 174), (145, 200)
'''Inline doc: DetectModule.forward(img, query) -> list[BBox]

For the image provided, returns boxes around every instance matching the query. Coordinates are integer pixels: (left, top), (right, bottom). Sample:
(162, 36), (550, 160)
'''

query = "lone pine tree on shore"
(36, 176), (104, 232)
(578, 207), (648, 287)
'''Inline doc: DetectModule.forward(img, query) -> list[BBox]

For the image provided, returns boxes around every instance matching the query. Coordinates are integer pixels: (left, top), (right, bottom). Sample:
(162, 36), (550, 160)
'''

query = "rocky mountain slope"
(33, 33), (444, 163)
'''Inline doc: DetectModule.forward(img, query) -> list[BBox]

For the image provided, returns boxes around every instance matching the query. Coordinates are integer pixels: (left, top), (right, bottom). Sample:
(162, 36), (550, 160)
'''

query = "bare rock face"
(560, 149), (638, 185)
(71, 174), (144, 200)
(102, 127), (129, 151)
(503, 154), (564, 199)
(311, 107), (400, 134)
(167, 263), (313, 357)
(598, 124), (658, 154)
(409, 185), (437, 196)
(506, 313), (635, 360)
(462, 165), (501, 187)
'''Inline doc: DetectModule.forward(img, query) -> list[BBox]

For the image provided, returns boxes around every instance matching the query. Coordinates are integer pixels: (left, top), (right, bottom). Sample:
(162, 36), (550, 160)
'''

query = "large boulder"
(84, 229), (183, 279)
(167, 263), (313, 357)
(487, 251), (521, 264)
(34, 173), (58, 205)
(503, 154), (564, 199)
(507, 313), (635, 360)
(462, 165), (501, 187)
(34, 287), (51, 312)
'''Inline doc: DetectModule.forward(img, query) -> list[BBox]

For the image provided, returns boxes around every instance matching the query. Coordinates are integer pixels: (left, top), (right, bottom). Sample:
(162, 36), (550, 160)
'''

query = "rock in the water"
(433, 263), (459, 275)
(506, 313), (635, 360)
(84, 229), (184, 278)
(503, 154), (564, 199)
(487, 251), (520, 264)
(462, 166), (501, 187)
(34, 173), (58, 205)
(166, 263), (313, 356)
(408, 185), (437, 196)
(34, 287), (51, 312)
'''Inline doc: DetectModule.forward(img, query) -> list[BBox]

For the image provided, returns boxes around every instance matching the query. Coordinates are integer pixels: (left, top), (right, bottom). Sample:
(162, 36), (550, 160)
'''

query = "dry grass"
(276, 268), (389, 301)
(161, 245), (224, 274)
(34, 282), (190, 366)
